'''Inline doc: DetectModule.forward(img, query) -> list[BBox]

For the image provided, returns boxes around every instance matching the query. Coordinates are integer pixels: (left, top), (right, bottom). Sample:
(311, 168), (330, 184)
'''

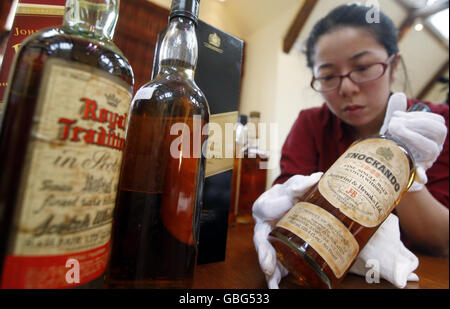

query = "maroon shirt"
(274, 99), (449, 209)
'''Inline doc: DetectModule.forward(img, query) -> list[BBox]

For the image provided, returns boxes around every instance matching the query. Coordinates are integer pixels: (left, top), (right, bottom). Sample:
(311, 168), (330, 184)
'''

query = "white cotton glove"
(252, 172), (324, 289)
(380, 92), (448, 192)
(349, 214), (419, 288)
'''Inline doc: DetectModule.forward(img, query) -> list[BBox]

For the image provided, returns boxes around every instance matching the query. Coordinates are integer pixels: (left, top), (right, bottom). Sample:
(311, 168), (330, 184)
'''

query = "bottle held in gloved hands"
(268, 104), (430, 289)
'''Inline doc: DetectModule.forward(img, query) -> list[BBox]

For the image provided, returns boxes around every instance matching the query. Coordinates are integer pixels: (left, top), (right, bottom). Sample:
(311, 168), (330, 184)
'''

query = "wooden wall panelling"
(283, 0), (318, 54)
(0, 0), (14, 66)
(114, 0), (169, 93)
(0, 0), (14, 31)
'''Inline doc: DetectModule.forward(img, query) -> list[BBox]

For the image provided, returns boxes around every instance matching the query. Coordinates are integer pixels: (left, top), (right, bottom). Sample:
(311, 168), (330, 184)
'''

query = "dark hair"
(305, 3), (399, 68)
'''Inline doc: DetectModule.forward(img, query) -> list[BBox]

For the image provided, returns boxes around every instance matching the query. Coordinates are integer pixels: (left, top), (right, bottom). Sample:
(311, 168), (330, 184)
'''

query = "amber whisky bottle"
(228, 114), (247, 225)
(106, 0), (210, 289)
(235, 111), (268, 224)
(0, 0), (134, 289)
(268, 109), (427, 288)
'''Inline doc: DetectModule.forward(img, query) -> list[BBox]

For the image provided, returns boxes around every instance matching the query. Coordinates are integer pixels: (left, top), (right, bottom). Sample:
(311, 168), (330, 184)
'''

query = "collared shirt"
(274, 99), (449, 208)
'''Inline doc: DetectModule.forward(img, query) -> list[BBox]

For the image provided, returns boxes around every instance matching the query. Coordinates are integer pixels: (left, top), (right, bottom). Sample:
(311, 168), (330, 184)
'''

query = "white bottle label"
(276, 202), (359, 279)
(2, 58), (131, 288)
(319, 138), (412, 227)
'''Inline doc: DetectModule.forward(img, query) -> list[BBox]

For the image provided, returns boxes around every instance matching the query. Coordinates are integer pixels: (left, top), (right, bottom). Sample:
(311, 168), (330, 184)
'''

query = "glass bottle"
(106, 0), (209, 289)
(228, 114), (248, 225)
(268, 105), (429, 289)
(0, 0), (134, 289)
(235, 111), (268, 224)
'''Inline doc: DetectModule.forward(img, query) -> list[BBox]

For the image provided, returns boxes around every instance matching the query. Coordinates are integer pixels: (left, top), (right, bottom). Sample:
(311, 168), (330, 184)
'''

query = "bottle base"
(269, 229), (332, 289)
(235, 214), (254, 224)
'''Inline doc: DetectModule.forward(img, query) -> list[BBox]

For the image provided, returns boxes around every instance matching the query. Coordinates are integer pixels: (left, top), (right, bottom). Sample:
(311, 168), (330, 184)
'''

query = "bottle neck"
(158, 16), (198, 79)
(249, 117), (260, 138)
(63, 0), (119, 41)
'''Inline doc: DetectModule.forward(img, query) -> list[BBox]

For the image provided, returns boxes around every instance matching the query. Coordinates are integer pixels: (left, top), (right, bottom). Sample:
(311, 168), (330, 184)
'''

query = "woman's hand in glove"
(380, 93), (448, 191)
(252, 173), (323, 289)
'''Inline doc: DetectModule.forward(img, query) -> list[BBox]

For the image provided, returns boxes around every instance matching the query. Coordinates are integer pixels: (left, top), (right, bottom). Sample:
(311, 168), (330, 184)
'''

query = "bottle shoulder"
(17, 27), (134, 88)
(350, 135), (415, 169)
(132, 73), (209, 116)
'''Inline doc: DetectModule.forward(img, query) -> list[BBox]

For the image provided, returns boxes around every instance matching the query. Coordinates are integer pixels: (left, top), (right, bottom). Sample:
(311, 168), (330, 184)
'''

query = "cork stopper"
(249, 111), (261, 118)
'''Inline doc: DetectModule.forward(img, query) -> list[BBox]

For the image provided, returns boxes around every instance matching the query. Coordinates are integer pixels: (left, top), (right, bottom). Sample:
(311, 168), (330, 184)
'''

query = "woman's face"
(312, 27), (398, 132)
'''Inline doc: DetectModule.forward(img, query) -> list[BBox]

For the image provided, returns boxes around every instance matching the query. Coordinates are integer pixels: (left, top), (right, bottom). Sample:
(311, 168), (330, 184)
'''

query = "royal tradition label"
(318, 138), (411, 228)
(0, 1), (65, 105)
(276, 202), (359, 279)
(1, 58), (131, 288)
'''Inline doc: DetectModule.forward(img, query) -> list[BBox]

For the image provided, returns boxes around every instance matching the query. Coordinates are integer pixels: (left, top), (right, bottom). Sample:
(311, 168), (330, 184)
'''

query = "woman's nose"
(338, 76), (360, 97)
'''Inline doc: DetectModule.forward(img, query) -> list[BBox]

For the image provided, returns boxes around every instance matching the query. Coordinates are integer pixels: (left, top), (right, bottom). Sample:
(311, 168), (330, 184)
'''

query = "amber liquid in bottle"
(0, 29), (133, 289)
(228, 116), (246, 225)
(269, 137), (416, 289)
(234, 152), (268, 224)
(228, 156), (241, 225)
(235, 113), (268, 224)
(106, 59), (209, 289)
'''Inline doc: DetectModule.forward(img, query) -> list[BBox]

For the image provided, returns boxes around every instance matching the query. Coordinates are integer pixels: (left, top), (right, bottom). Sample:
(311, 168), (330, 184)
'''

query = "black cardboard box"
(195, 20), (244, 264)
(153, 19), (244, 264)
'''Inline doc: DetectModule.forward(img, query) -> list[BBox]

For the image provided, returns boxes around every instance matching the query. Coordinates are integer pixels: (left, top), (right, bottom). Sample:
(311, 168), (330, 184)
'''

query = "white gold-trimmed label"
(11, 58), (131, 256)
(276, 202), (359, 279)
(318, 138), (411, 227)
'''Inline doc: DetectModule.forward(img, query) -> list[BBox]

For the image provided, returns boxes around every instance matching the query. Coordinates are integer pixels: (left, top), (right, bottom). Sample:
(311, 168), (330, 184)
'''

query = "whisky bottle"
(106, 0), (209, 289)
(0, 0), (134, 289)
(228, 114), (248, 225)
(235, 111), (268, 224)
(268, 105), (429, 288)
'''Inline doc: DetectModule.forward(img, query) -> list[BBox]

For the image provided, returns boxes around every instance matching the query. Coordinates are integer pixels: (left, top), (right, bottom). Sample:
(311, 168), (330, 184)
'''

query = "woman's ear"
(389, 53), (401, 83)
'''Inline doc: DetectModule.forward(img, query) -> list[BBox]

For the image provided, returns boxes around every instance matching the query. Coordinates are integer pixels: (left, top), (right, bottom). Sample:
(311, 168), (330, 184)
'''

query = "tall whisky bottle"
(0, 0), (134, 289)
(268, 105), (429, 288)
(236, 111), (268, 224)
(229, 114), (247, 225)
(106, 0), (210, 289)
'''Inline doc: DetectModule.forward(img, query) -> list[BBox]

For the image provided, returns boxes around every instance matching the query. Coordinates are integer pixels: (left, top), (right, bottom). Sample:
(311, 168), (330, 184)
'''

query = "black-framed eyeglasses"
(311, 55), (396, 93)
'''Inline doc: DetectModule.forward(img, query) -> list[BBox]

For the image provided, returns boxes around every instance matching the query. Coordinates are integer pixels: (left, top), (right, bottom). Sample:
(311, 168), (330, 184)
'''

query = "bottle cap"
(250, 111), (261, 118)
(238, 115), (248, 126)
(170, 0), (200, 24)
(408, 103), (431, 113)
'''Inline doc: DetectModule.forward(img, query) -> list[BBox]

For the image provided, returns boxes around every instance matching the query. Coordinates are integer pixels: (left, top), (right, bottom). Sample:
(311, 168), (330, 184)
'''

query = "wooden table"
(193, 223), (449, 289)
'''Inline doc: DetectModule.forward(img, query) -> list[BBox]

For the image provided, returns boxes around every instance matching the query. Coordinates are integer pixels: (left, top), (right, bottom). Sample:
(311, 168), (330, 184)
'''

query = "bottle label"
(1, 58), (131, 288)
(319, 138), (411, 228)
(276, 202), (359, 279)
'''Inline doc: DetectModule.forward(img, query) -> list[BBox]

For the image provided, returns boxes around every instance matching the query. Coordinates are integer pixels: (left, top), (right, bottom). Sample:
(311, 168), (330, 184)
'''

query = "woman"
(253, 3), (448, 288)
